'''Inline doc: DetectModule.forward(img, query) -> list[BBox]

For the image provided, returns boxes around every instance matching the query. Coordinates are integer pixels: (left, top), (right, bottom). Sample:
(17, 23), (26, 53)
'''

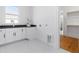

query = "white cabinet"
(26, 27), (36, 40)
(5, 28), (17, 43)
(14, 28), (22, 40)
(5, 27), (27, 43)
(0, 29), (6, 45)
(0, 27), (36, 45)
(21, 28), (27, 39)
(16, 28), (27, 40)
(5, 28), (23, 43)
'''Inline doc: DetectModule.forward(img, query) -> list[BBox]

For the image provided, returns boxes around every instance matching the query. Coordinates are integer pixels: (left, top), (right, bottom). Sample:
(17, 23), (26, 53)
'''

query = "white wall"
(18, 6), (33, 25)
(33, 6), (60, 49)
(0, 6), (5, 25)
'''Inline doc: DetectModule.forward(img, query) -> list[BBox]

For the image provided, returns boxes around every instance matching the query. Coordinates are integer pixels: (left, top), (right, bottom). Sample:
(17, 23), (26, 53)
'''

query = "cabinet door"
(26, 28), (36, 40)
(69, 39), (78, 52)
(20, 28), (27, 39)
(0, 29), (6, 45)
(60, 35), (78, 52)
(14, 28), (22, 40)
(12, 28), (27, 40)
(6, 28), (17, 43)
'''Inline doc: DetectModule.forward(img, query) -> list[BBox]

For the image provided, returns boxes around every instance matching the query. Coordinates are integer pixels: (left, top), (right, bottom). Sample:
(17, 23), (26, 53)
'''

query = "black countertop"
(0, 25), (36, 29)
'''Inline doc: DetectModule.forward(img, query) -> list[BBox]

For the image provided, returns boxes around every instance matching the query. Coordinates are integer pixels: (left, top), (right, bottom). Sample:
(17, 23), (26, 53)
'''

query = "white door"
(0, 29), (6, 45)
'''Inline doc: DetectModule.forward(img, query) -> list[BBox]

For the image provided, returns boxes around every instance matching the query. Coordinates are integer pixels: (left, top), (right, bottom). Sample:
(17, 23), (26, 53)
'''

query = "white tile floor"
(0, 39), (69, 53)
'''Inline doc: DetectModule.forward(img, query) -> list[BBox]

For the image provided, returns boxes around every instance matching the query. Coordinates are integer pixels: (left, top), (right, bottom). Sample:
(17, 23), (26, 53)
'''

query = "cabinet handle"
(22, 29), (24, 32)
(4, 34), (5, 38)
(13, 32), (16, 36)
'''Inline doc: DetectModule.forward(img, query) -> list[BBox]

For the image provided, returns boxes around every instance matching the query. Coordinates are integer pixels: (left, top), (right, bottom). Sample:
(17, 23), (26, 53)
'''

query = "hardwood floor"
(60, 35), (79, 53)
